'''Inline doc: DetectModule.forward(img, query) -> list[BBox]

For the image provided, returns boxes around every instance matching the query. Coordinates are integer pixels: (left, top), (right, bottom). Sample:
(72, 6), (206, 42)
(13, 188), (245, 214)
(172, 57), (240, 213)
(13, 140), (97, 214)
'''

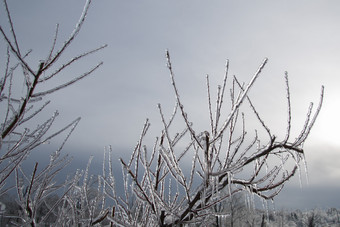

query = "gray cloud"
(1, 0), (339, 209)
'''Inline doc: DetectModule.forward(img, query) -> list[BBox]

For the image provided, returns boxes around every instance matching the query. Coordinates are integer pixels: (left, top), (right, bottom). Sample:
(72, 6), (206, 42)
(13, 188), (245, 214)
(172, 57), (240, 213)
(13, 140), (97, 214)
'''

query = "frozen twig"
(112, 55), (323, 226)
(212, 58), (268, 144)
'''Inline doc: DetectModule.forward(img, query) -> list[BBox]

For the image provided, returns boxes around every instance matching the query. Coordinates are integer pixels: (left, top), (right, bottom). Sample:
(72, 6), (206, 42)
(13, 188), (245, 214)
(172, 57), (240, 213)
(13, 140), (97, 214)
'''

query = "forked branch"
(113, 52), (324, 226)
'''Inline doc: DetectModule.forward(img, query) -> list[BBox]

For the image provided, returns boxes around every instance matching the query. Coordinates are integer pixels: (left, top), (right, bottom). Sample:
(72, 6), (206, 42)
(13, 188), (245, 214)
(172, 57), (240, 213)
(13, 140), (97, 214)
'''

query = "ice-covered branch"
(113, 54), (323, 226)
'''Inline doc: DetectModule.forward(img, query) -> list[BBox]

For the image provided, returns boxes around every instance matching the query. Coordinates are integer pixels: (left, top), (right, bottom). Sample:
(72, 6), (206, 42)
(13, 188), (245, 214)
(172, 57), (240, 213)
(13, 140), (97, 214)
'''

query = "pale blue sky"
(1, 0), (340, 209)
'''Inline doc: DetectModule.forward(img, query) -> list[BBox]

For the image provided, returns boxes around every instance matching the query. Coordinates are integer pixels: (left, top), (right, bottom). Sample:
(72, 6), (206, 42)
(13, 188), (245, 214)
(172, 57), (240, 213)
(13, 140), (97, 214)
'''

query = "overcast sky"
(1, 0), (340, 210)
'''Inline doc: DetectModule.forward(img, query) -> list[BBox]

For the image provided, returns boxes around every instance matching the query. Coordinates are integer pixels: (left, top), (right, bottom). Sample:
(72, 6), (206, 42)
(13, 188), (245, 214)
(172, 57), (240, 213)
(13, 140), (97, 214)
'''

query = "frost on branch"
(0, 0), (107, 225)
(107, 51), (324, 226)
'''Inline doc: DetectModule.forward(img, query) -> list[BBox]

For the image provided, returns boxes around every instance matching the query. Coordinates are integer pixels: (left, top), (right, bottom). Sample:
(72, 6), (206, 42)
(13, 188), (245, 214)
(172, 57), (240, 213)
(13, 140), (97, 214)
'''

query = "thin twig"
(212, 58), (268, 144)
(166, 50), (202, 149)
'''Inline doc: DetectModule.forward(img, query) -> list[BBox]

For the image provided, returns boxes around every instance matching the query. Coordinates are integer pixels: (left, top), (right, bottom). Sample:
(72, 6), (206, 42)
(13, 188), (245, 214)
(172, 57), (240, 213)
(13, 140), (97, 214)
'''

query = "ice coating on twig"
(112, 51), (324, 226)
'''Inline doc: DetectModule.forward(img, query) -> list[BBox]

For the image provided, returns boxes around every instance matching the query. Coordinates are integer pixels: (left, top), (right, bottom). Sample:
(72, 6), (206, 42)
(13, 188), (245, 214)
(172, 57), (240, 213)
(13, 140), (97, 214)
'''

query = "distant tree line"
(1, 191), (339, 226)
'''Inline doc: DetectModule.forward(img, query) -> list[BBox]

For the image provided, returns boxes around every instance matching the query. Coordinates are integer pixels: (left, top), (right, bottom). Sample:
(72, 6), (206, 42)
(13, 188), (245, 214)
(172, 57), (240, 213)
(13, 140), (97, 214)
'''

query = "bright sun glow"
(309, 94), (340, 146)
